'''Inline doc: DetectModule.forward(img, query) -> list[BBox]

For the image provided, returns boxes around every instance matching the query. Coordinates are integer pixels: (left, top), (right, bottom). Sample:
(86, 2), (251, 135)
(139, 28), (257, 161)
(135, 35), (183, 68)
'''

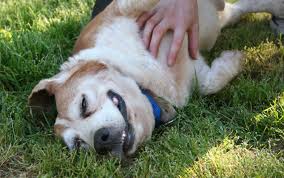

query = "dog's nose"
(94, 127), (122, 154)
(94, 128), (110, 144)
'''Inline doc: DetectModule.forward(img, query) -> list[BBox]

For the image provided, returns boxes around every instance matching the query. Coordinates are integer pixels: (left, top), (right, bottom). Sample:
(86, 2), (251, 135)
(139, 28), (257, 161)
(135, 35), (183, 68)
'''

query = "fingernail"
(151, 50), (157, 58)
(143, 38), (147, 47)
(194, 50), (198, 59)
(168, 59), (173, 66)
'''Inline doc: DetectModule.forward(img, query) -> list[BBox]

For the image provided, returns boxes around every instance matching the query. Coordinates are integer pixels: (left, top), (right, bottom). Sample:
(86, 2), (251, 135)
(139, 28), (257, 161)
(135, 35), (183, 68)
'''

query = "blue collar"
(140, 88), (162, 128)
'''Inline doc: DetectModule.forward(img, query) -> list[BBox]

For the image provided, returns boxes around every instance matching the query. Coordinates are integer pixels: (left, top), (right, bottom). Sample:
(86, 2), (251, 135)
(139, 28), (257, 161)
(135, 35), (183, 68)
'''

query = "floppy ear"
(28, 72), (68, 116)
(28, 79), (57, 116)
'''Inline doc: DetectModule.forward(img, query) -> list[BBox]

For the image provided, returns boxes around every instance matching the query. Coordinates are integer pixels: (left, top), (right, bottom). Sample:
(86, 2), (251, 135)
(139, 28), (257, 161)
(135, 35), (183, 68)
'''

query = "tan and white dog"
(29, 0), (284, 158)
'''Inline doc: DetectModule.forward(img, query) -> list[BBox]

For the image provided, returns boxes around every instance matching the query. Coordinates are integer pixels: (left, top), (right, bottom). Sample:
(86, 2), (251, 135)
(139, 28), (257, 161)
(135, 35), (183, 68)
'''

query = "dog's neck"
(140, 88), (162, 128)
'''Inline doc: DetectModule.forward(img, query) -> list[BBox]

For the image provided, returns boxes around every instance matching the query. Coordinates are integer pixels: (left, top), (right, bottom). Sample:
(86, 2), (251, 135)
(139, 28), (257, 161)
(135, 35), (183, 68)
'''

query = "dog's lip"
(107, 90), (127, 119)
(122, 124), (135, 154)
(109, 126), (134, 159)
(107, 90), (135, 155)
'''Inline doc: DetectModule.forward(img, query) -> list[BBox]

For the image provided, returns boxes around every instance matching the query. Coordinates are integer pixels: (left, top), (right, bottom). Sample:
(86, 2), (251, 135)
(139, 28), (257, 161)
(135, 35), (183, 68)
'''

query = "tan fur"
(54, 124), (66, 136)
(73, 2), (121, 53)
(56, 62), (107, 117)
(67, 61), (107, 82)
(28, 77), (58, 114)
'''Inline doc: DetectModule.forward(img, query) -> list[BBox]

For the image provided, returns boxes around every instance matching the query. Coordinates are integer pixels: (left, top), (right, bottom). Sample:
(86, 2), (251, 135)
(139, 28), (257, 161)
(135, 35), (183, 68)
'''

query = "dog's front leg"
(195, 51), (243, 95)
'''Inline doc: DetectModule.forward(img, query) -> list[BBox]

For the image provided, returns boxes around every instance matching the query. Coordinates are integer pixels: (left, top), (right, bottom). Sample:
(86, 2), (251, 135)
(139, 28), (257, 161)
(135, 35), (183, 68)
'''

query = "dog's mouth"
(107, 90), (135, 157)
(122, 123), (134, 154)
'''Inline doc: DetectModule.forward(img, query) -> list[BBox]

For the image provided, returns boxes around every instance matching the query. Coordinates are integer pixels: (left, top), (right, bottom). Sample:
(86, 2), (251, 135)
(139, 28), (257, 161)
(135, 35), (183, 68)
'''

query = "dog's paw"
(213, 50), (244, 77)
(222, 50), (243, 69)
(219, 2), (242, 27)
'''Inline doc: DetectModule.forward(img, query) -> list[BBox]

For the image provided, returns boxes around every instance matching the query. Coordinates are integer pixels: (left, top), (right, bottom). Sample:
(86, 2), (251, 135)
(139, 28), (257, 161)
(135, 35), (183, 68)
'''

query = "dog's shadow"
(203, 14), (278, 61)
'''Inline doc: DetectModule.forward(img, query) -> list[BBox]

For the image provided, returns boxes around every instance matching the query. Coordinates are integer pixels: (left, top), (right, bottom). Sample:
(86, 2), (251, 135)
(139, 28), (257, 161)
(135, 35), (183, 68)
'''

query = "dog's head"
(29, 61), (161, 158)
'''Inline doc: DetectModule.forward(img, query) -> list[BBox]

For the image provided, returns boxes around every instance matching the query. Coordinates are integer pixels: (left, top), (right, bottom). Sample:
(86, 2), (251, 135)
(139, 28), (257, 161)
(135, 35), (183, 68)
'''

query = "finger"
(143, 13), (163, 49)
(168, 29), (185, 66)
(149, 21), (169, 58)
(136, 11), (155, 29)
(188, 23), (199, 59)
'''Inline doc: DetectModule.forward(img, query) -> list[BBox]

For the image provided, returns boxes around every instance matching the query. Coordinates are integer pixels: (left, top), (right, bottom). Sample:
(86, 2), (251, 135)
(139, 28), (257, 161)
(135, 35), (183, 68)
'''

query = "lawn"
(0, 0), (284, 177)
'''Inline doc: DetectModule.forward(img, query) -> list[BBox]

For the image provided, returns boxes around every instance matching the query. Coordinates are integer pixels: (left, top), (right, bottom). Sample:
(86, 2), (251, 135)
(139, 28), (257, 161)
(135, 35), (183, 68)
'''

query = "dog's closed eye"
(81, 95), (91, 118)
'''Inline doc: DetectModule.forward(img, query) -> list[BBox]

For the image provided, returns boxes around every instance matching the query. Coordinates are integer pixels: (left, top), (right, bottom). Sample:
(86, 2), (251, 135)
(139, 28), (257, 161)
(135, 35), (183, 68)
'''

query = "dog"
(28, 0), (284, 158)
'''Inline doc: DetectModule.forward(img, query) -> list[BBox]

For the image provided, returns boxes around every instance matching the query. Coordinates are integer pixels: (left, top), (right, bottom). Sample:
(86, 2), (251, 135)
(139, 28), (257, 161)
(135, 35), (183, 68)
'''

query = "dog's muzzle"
(93, 90), (134, 157)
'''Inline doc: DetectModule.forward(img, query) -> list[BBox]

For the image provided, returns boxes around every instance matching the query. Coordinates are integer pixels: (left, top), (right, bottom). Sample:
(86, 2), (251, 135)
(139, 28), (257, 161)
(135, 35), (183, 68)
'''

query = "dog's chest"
(95, 17), (169, 67)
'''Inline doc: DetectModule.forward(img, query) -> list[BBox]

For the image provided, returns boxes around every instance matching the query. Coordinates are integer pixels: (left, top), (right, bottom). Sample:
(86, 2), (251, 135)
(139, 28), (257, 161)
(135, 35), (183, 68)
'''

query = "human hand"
(137, 0), (199, 66)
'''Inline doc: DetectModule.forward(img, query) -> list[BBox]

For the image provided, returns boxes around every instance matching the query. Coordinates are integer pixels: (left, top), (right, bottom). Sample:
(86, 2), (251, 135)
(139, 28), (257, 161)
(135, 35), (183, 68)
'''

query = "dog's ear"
(28, 72), (68, 116)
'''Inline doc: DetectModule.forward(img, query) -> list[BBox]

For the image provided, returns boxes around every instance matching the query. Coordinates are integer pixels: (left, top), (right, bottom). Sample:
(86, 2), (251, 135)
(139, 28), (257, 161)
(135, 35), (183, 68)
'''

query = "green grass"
(1, 0), (284, 177)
